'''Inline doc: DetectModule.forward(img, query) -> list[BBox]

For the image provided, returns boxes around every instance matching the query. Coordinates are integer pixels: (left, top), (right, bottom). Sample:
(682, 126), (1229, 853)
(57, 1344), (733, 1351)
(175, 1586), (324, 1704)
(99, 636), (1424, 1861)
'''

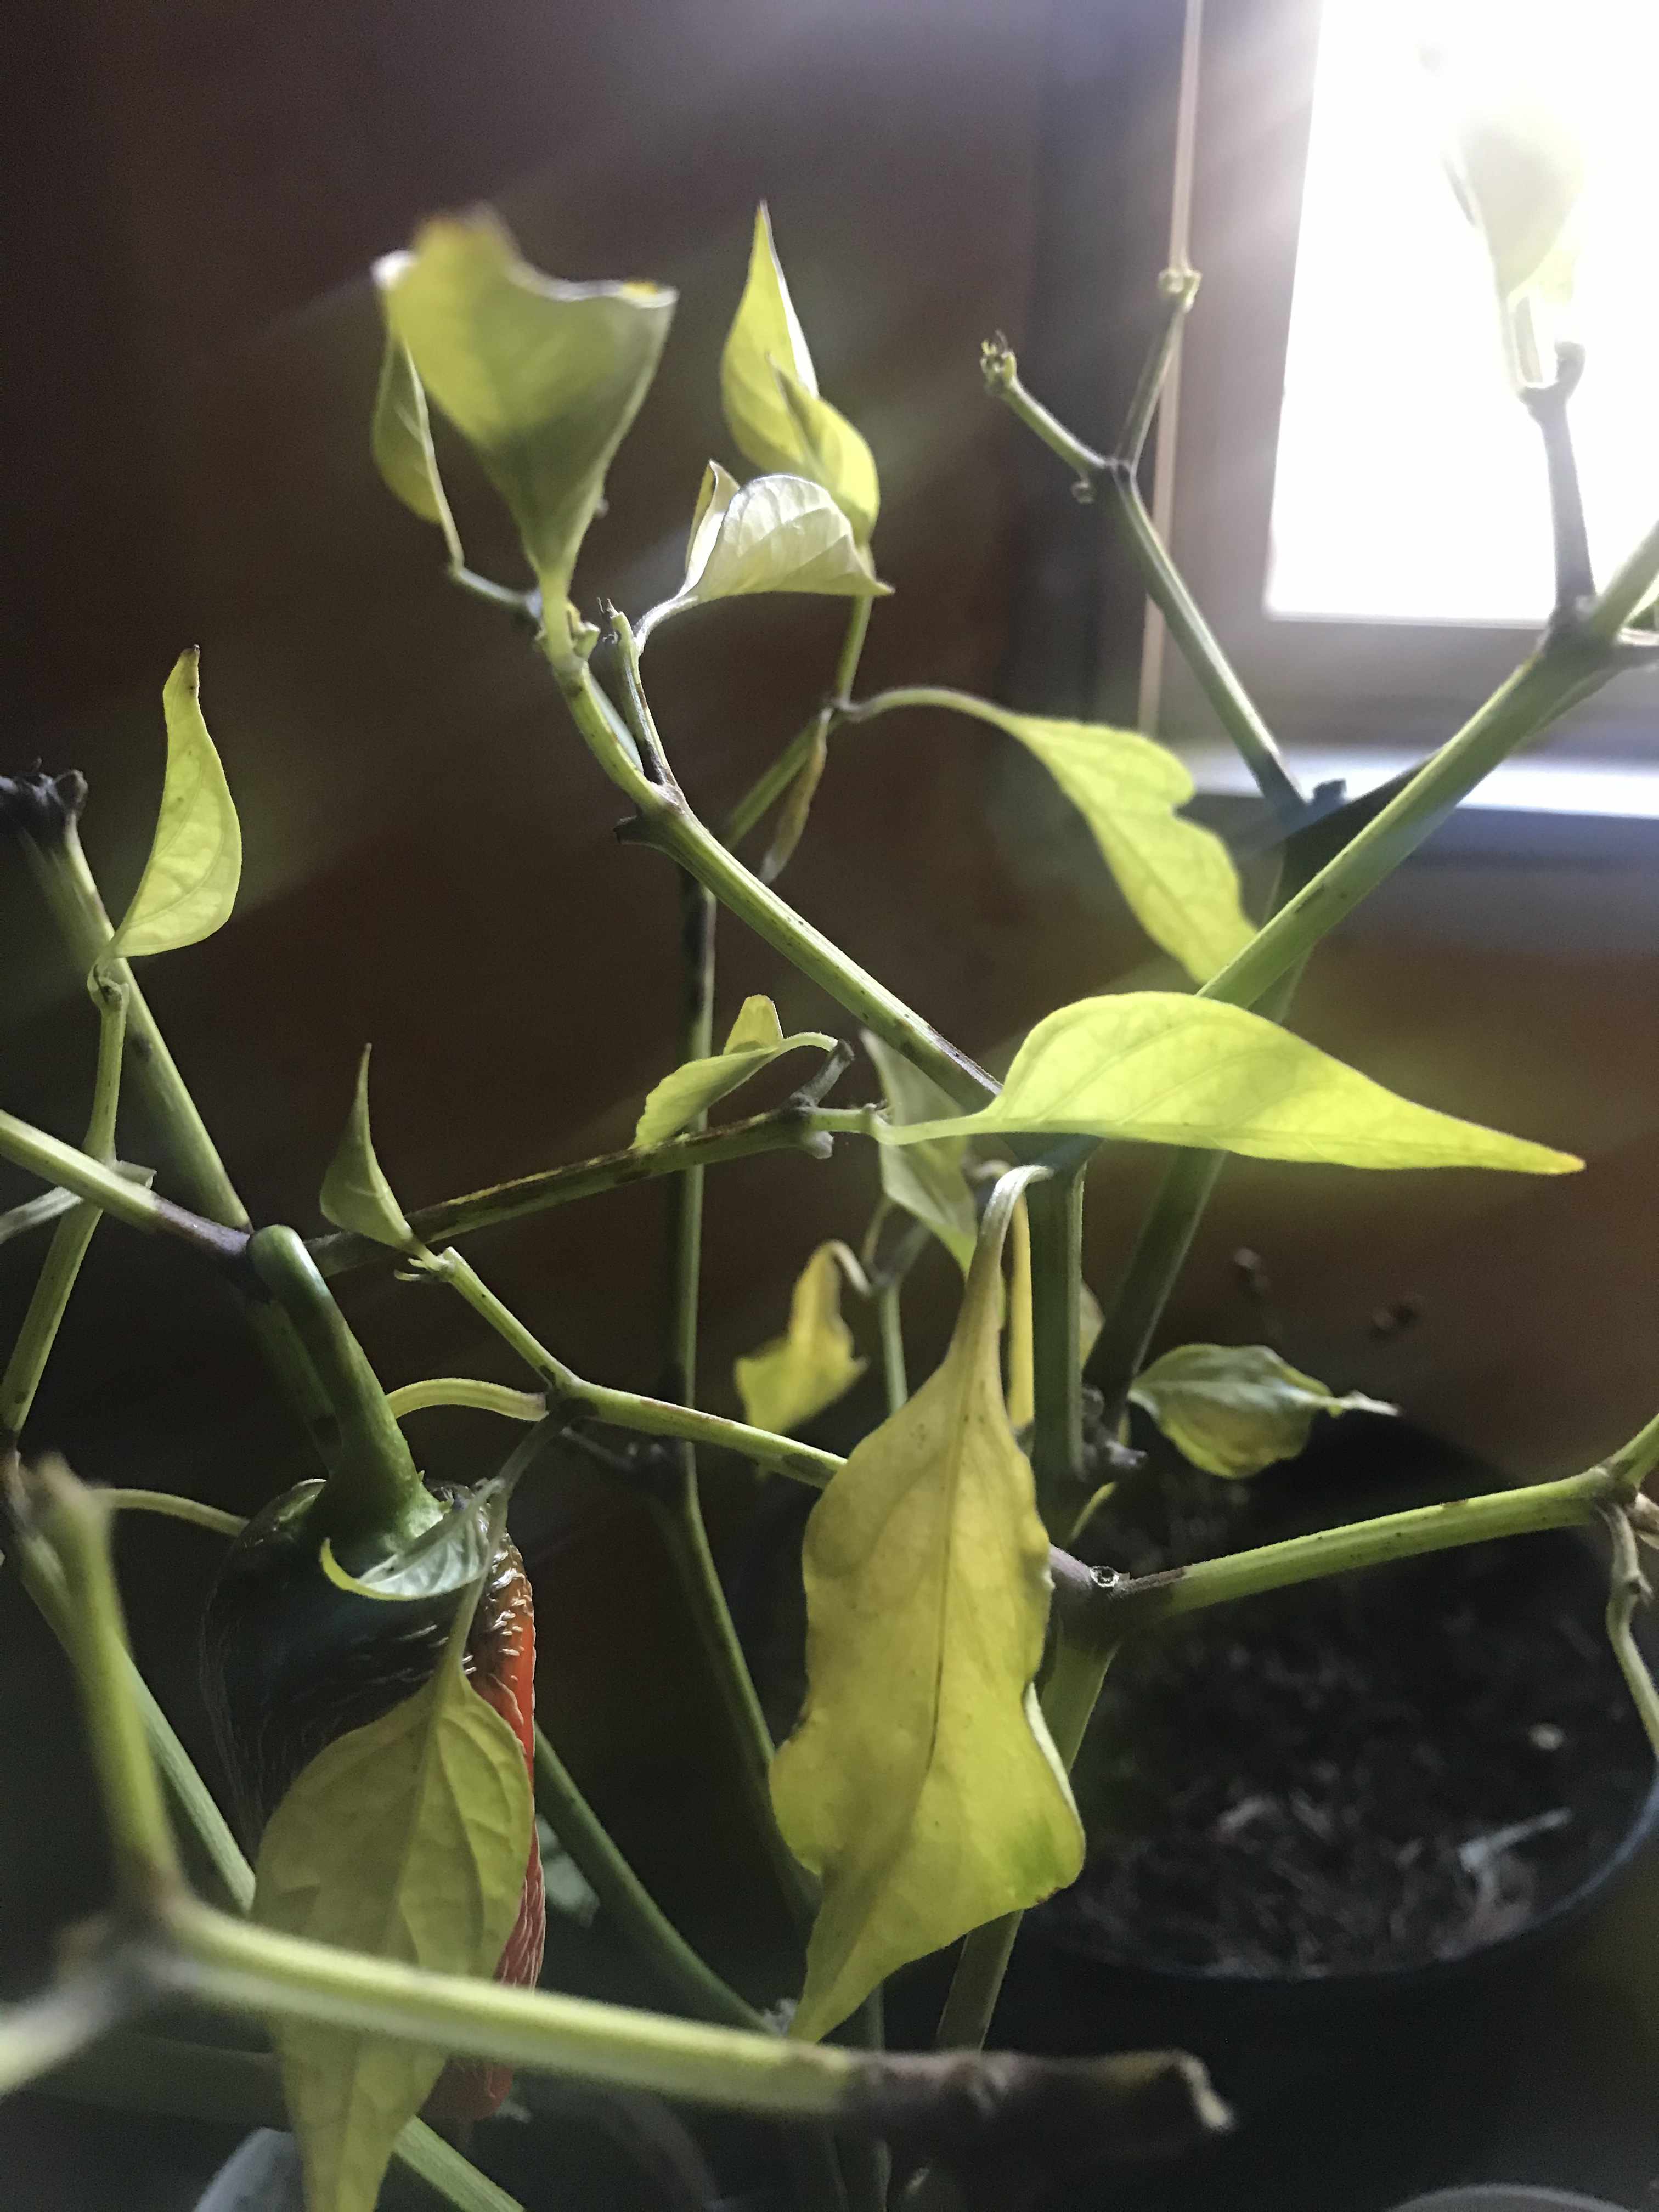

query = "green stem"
(980, 338), (1302, 812)
(1027, 1164), (1086, 1513)
(0, 1963), (148, 2096)
(1116, 269), (1201, 471)
(724, 598), (873, 859)
(1606, 1511), (1659, 1763)
(1610, 1408), (1659, 1499)
(101, 1489), (248, 1538)
(932, 1628), (1114, 2052)
(533, 1728), (763, 2031)
(555, 656), (994, 1113)
(18, 823), (250, 1228)
(162, 1895), (859, 2118)
(28, 1464), (183, 1903)
(664, 874), (715, 1414)
(0, 1109), (245, 1262)
(246, 1227), (435, 1547)
(309, 1105), (843, 1280)
(4, 952), (154, 1444)
(431, 1247), (844, 1485)
(388, 1378), (547, 1423)
(876, 1279), (908, 1414)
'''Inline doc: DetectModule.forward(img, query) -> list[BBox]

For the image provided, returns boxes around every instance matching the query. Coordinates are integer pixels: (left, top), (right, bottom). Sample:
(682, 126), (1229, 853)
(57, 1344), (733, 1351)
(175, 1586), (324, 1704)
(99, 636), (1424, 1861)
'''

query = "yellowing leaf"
(770, 1171), (1083, 2041)
(898, 695), (1252, 983)
(635, 464), (889, 646)
(320, 1048), (415, 1251)
(107, 650), (242, 963)
(370, 331), (462, 567)
(720, 205), (879, 544)
(377, 214), (675, 618)
(862, 1030), (977, 1275)
(253, 1605), (533, 2212)
(633, 995), (834, 1148)
(1131, 1342), (1395, 1479)
(734, 1242), (867, 1437)
(881, 992), (1582, 1176)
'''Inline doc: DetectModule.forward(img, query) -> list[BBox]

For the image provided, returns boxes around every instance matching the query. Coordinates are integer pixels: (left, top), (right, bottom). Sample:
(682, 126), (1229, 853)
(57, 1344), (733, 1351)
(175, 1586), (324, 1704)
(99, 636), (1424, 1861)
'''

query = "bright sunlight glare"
(1267, 0), (1659, 627)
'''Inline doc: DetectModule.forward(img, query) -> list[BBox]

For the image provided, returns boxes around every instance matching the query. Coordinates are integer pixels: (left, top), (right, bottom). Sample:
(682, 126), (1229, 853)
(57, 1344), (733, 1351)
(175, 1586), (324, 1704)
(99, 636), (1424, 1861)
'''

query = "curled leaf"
(377, 213), (675, 622)
(320, 1048), (415, 1251)
(880, 992), (1582, 1176)
(636, 464), (888, 647)
(253, 1587), (533, 2212)
(320, 1474), (515, 1602)
(633, 995), (835, 1148)
(770, 1170), (1082, 2041)
(862, 1030), (977, 1275)
(370, 331), (462, 567)
(1130, 1342), (1396, 1479)
(720, 205), (880, 544)
(734, 1242), (867, 1437)
(106, 650), (242, 963)
(894, 695), (1253, 983)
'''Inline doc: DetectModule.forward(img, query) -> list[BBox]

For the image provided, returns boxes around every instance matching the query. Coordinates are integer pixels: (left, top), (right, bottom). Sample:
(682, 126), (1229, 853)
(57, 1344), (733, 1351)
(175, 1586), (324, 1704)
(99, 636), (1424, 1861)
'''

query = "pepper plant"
(7, 80), (1659, 2212)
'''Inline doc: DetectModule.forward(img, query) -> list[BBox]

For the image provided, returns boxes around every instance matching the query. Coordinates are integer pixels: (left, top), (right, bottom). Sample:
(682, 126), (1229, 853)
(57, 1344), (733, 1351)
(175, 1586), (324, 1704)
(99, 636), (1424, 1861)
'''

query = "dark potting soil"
(1046, 1423), (1655, 1978)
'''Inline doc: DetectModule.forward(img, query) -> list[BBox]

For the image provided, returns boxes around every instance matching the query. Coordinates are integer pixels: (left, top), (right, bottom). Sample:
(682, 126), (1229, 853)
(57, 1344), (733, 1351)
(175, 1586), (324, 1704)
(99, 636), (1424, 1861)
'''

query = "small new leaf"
(370, 330), (463, 567)
(734, 1242), (867, 1437)
(106, 650), (242, 963)
(633, 995), (836, 1148)
(880, 992), (1582, 1176)
(720, 205), (879, 544)
(320, 1048), (415, 1251)
(253, 1601), (533, 2212)
(377, 213), (675, 622)
(771, 1173), (1082, 2041)
(635, 464), (888, 647)
(320, 1474), (515, 1602)
(863, 1030), (977, 1275)
(901, 696), (1253, 983)
(1130, 1342), (1396, 1479)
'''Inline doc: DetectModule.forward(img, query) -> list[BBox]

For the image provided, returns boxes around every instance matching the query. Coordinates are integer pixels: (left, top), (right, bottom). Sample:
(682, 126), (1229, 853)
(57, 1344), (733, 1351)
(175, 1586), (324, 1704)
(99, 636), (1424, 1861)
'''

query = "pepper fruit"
(200, 1478), (545, 2121)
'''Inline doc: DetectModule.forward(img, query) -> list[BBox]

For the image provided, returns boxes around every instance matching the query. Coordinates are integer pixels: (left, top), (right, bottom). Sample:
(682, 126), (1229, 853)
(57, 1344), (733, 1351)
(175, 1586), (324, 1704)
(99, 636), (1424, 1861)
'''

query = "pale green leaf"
(905, 696), (1253, 983)
(734, 1242), (867, 1437)
(253, 1606), (533, 2212)
(1130, 1342), (1396, 1479)
(633, 995), (834, 1148)
(862, 1030), (977, 1275)
(635, 464), (888, 646)
(771, 1172), (1082, 2041)
(377, 213), (675, 616)
(320, 1474), (514, 1602)
(1441, 80), (1584, 302)
(370, 331), (462, 567)
(881, 992), (1583, 1176)
(719, 205), (879, 544)
(106, 650), (242, 963)
(761, 727), (829, 882)
(320, 1048), (415, 1251)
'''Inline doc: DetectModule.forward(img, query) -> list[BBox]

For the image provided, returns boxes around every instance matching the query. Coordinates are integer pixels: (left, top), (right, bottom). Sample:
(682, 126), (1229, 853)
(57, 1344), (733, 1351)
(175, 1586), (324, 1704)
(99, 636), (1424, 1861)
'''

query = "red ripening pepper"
(200, 1480), (546, 2121)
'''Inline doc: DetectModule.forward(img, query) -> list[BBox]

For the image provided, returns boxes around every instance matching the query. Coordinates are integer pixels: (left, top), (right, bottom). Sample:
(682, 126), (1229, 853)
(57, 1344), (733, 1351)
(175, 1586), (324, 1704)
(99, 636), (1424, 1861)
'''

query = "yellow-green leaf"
(320, 1047), (415, 1251)
(320, 1474), (514, 1602)
(370, 330), (462, 568)
(636, 464), (888, 646)
(902, 696), (1252, 983)
(719, 205), (879, 544)
(633, 995), (835, 1148)
(862, 1030), (977, 1275)
(734, 1242), (867, 1437)
(377, 213), (675, 618)
(770, 1171), (1083, 2041)
(106, 650), (242, 963)
(1440, 77), (1584, 303)
(1131, 1342), (1395, 1479)
(253, 1609), (532, 2212)
(881, 992), (1582, 1176)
